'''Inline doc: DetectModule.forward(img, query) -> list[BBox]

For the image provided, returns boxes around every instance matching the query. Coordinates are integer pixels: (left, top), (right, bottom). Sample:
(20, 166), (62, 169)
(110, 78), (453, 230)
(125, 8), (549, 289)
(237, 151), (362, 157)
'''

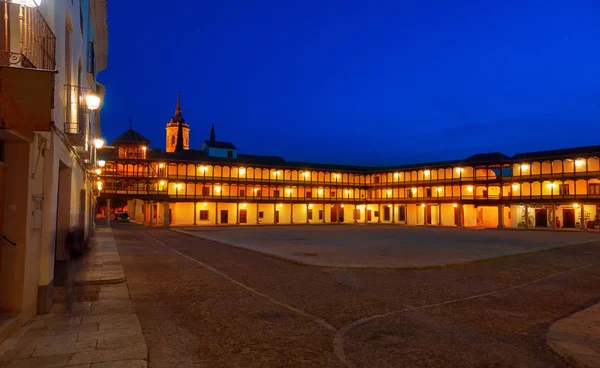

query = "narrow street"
(113, 222), (600, 368)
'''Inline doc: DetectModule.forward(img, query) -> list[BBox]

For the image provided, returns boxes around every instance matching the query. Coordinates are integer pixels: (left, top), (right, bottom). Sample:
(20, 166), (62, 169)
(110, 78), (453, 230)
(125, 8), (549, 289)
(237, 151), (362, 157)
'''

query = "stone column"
(193, 202), (197, 225)
(458, 204), (464, 227)
(392, 205), (395, 224)
(290, 204), (294, 224)
(163, 202), (170, 227)
(274, 203), (277, 224)
(143, 201), (148, 225)
(149, 201), (154, 227)
(364, 206), (368, 224)
(337, 206), (340, 223)
(423, 205), (427, 226)
(497, 204), (504, 228)
(524, 204), (529, 228)
(377, 204), (381, 223)
(322, 203), (326, 223)
(354, 205), (358, 224)
(580, 205), (586, 230)
(236, 203), (239, 225)
(131, 201), (136, 221)
(550, 204), (556, 229)
(256, 203), (260, 224)
(106, 198), (111, 227)
(438, 204), (442, 225)
(306, 204), (310, 224)
(215, 202), (219, 225)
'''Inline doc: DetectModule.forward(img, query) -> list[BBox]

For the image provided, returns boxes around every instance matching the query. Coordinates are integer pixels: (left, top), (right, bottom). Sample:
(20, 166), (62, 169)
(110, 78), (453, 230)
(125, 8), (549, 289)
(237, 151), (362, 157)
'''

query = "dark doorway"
(239, 209), (247, 224)
(426, 205), (432, 224)
(383, 206), (390, 221)
(398, 205), (406, 222)
(220, 210), (228, 224)
(535, 209), (548, 227)
(563, 209), (576, 228)
(330, 205), (344, 223)
(274, 210), (279, 224)
(367, 210), (372, 222)
(454, 206), (459, 225)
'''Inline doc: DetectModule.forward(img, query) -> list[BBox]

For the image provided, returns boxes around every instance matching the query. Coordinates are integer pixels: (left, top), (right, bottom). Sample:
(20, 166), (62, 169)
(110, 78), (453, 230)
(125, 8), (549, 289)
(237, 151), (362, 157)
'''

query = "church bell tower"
(165, 91), (190, 152)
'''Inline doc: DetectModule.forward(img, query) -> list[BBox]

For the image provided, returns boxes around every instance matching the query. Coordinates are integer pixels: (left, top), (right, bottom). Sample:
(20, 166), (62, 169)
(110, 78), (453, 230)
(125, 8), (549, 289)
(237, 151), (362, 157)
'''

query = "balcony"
(0, 1), (56, 70)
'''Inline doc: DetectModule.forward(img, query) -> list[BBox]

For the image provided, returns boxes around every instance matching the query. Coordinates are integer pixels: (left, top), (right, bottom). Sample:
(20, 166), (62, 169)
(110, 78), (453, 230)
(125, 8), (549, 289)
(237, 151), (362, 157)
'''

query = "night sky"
(100, 1), (600, 166)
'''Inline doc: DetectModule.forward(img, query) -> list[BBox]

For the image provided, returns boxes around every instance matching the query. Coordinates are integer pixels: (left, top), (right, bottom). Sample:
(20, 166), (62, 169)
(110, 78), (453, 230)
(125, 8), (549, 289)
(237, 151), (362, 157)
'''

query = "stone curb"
(76, 226), (126, 286)
(547, 302), (600, 368)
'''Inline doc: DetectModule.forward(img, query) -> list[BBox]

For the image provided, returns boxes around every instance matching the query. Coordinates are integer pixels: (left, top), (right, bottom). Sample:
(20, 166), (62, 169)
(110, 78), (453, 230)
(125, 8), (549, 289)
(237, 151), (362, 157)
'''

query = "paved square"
(177, 225), (600, 268)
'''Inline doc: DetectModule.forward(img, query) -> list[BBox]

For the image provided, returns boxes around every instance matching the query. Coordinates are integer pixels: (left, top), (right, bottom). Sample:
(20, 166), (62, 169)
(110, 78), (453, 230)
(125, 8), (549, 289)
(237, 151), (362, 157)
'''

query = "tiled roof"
(112, 128), (151, 145)
(464, 152), (511, 163)
(202, 140), (237, 150)
(512, 145), (600, 161)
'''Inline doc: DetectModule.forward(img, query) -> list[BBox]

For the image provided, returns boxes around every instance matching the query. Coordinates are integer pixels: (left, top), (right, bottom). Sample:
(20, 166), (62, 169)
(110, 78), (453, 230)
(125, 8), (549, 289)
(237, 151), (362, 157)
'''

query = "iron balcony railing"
(0, 1), (56, 70)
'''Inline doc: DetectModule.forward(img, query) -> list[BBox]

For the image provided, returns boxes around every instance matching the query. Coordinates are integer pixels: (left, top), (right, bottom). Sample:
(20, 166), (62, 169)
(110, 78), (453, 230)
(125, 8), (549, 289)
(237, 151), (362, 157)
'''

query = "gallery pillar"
(392, 205), (395, 224)
(163, 202), (170, 227)
(106, 198), (111, 228)
(236, 203), (239, 225)
(437, 204), (442, 225)
(215, 202), (219, 225)
(377, 204), (381, 223)
(322, 203), (326, 223)
(306, 204), (310, 224)
(580, 205), (586, 230)
(550, 204), (556, 229)
(290, 204), (294, 224)
(497, 204), (504, 228)
(193, 202), (197, 225)
(524, 205), (529, 228)
(148, 201), (154, 226)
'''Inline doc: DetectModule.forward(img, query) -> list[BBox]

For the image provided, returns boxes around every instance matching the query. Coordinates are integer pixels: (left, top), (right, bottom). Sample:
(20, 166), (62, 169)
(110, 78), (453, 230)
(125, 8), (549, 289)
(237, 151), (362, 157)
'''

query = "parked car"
(114, 213), (129, 221)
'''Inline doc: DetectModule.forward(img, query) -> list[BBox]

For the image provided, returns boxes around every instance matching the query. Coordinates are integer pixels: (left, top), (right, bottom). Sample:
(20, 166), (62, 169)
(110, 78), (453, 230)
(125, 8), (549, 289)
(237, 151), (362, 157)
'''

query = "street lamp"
(97, 160), (106, 168)
(94, 138), (104, 149)
(85, 93), (101, 110)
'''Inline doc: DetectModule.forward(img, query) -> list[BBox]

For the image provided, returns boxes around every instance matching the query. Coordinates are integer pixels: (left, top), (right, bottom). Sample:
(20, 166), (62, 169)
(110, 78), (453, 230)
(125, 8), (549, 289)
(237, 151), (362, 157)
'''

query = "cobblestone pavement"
(0, 226), (148, 368)
(547, 302), (600, 368)
(113, 222), (600, 368)
(176, 225), (600, 268)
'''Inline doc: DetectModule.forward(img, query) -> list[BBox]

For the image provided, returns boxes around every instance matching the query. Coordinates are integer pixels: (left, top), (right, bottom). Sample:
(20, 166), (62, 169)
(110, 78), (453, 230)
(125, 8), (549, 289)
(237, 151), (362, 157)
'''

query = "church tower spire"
(210, 123), (215, 142)
(165, 91), (190, 152)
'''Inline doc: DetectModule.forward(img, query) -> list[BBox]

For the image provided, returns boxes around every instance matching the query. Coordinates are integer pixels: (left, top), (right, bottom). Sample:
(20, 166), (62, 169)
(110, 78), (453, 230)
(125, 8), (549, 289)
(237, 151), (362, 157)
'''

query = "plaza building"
(98, 94), (600, 231)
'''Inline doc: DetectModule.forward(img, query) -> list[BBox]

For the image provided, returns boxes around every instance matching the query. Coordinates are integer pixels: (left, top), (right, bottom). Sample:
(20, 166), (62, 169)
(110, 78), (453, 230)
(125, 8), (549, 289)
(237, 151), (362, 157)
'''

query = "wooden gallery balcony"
(0, 1), (55, 142)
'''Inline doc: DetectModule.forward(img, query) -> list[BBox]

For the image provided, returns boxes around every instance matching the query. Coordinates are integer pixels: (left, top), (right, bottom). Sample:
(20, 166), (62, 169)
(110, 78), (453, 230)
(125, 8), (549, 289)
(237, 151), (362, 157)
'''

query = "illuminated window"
(307, 209), (313, 220)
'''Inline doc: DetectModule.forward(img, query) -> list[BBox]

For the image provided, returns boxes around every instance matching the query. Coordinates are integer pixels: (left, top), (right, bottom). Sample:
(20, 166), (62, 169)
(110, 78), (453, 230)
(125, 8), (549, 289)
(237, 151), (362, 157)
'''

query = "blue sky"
(99, 0), (600, 165)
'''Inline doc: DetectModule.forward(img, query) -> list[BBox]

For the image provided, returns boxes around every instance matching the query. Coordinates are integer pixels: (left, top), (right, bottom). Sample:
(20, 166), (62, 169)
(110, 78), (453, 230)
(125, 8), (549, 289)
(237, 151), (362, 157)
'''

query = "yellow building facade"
(98, 99), (600, 231)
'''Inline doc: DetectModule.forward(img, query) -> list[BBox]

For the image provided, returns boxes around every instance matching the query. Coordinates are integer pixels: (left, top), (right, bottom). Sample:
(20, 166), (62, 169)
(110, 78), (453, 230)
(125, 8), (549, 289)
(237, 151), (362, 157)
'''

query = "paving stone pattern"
(547, 302), (600, 368)
(77, 228), (126, 285)
(0, 226), (147, 368)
